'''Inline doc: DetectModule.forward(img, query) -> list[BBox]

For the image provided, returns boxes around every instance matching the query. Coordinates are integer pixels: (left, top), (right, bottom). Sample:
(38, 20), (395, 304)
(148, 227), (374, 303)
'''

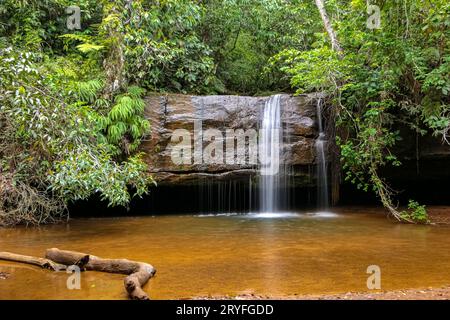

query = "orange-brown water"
(1, 207), (450, 299)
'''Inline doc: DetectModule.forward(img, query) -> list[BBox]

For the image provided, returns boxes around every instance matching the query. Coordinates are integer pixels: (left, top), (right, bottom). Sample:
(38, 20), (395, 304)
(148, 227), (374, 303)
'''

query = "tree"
(272, 0), (450, 223)
(314, 0), (343, 53)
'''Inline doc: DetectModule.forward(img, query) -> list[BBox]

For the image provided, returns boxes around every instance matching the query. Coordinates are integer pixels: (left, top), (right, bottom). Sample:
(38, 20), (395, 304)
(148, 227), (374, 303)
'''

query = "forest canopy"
(0, 0), (449, 225)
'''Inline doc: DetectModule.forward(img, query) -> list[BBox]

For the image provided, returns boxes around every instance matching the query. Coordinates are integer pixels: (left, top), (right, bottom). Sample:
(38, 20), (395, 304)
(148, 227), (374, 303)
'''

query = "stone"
(141, 93), (319, 186)
(0, 272), (9, 280)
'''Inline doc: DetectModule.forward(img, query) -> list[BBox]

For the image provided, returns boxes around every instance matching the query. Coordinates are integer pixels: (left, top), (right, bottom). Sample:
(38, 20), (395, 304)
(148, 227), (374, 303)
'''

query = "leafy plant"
(272, 0), (449, 223)
(49, 147), (153, 207)
(1, 0), (449, 226)
(401, 200), (429, 224)
(123, 0), (215, 93)
(0, 43), (152, 226)
(98, 86), (150, 156)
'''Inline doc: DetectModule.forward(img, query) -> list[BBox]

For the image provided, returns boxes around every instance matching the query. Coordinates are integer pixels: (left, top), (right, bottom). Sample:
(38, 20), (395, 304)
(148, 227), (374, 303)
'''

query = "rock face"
(139, 93), (450, 207)
(386, 126), (450, 182)
(141, 93), (319, 186)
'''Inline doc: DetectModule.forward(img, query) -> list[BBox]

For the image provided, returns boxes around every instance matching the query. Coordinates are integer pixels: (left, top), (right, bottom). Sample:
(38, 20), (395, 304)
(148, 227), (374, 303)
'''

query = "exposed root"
(369, 166), (416, 224)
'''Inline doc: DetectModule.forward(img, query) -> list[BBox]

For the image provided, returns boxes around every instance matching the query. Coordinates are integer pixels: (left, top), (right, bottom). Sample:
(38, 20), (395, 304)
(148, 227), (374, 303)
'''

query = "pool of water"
(1, 207), (450, 299)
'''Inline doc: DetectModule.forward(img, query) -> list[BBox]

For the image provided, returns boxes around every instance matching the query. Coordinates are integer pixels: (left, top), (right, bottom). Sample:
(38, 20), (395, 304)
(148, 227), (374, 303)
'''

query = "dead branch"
(0, 252), (66, 271)
(45, 248), (156, 300)
(0, 249), (156, 300)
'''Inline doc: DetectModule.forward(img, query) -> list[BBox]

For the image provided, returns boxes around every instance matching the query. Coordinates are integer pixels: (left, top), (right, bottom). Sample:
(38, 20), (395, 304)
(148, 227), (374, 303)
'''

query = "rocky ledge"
(141, 93), (320, 186)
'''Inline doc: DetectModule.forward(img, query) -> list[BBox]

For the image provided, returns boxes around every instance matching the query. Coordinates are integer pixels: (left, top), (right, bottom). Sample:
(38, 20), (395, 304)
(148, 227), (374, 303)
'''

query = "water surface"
(1, 207), (450, 299)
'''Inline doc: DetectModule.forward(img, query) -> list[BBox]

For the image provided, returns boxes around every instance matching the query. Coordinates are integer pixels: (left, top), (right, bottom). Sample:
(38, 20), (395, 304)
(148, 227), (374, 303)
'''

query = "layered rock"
(141, 93), (319, 186)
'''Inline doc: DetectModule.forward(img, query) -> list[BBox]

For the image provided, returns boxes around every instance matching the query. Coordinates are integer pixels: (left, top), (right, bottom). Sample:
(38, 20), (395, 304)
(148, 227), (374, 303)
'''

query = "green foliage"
(49, 148), (153, 207)
(401, 200), (429, 224)
(123, 0), (215, 93)
(60, 33), (105, 54)
(0, 0), (103, 52)
(1, 0), (449, 225)
(0, 0), (331, 95)
(74, 79), (104, 104)
(273, 0), (449, 222)
(0, 40), (151, 225)
(99, 86), (150, 155)
(270, 47), (353, 94)
(201, 0), (321, 94)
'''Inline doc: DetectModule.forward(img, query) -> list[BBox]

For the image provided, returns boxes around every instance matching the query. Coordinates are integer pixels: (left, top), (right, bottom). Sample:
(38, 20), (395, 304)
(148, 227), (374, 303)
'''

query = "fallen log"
(0, 249), (156, 300)
(46, 248), (156, 300)
(0, 251), (66, 271)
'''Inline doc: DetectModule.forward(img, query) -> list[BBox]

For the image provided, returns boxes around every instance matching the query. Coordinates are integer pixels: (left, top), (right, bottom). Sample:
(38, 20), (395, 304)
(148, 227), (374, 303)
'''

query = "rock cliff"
(141, 93), (319, 186)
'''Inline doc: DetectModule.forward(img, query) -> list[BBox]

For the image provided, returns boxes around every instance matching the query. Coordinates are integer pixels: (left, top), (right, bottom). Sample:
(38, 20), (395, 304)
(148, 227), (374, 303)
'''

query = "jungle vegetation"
(0, 0), (448, 225)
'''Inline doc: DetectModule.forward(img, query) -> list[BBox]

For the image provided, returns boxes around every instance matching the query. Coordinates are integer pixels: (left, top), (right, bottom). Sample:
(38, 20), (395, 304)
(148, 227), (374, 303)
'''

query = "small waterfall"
(259, 94), (283, 213)
(316, 98), (329, 209)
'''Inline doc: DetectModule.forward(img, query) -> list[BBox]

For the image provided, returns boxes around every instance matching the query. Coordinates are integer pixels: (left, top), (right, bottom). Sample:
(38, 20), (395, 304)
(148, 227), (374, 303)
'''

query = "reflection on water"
(247, 212), (302, 219)
(1, 207), (450, 300)
(243, 212), (339, 219)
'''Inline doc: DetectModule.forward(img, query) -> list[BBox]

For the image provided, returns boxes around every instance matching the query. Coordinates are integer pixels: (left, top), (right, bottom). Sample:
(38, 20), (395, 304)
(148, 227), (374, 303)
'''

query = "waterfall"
(316, 98), (329, 209)
(259, 94), (283, 213)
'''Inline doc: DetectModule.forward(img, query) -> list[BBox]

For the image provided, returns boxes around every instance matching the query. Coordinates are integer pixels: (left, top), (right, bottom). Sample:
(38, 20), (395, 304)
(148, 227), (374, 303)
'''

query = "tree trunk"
(314, 0), (343, 53)
(45, 248), (156, 300)
(101, 1), (127, 100)
(0, 252), (66, 271)
(0, 248), (156, 300)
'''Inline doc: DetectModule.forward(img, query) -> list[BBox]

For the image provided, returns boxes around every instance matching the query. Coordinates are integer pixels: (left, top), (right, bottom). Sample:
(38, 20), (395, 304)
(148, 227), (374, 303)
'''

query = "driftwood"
(0, 248), (156, 300)
(0, 251), (66, 271)
(46, 248), (156, 300)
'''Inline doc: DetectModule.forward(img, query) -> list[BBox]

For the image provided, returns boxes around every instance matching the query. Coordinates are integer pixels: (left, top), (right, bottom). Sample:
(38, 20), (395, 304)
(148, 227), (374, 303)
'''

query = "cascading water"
(259, 94), (283, 213)
(316, 98), (329, 209)
(195, 94), (327, 215)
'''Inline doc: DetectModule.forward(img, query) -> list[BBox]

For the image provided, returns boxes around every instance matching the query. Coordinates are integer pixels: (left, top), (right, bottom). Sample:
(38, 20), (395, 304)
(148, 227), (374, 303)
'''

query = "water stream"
(259, 94), (283, 213)
(3, 97), (449, 300)
(1, 207), (450, 299)
(316, 98), (329, 209)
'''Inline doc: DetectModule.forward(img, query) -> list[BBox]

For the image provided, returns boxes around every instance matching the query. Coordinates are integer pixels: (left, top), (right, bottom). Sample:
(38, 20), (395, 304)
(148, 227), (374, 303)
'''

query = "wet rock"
(141, 93), (319, 186)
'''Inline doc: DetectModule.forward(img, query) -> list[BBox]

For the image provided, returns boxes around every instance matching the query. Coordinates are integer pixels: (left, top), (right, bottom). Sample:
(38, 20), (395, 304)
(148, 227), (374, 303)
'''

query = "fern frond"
(127, 86), (146, 98)
(94, 98), (110, 110)
(132, 97), (145, 113)
(74, 79), (103, 103)
(102, 86), (149, 155)
(76, 43), (105, 53)
(107, 121), (127, 143)
(60, 33), (92, 43)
